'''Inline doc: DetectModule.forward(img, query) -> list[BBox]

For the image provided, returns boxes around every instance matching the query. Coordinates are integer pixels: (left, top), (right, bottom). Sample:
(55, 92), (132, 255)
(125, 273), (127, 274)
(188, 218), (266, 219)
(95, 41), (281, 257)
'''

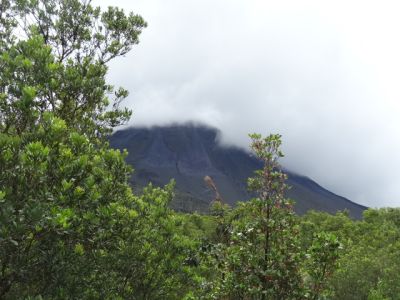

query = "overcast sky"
(95, 0), (400, 207)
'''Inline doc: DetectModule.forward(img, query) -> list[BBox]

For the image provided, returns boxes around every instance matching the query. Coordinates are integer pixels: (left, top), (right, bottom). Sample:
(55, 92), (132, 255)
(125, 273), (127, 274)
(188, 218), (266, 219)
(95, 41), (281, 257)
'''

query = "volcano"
(110, 124), (366, 218)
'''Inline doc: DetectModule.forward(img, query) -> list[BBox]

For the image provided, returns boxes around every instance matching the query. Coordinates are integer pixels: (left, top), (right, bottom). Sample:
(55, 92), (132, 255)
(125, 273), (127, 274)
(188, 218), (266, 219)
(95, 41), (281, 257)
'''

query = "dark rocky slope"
(110, 124), (366, 218)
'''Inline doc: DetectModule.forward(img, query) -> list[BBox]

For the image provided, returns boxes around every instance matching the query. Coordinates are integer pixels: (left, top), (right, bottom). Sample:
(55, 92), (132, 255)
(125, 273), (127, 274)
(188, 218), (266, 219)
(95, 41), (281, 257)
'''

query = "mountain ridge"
(110, 124), (367, 218)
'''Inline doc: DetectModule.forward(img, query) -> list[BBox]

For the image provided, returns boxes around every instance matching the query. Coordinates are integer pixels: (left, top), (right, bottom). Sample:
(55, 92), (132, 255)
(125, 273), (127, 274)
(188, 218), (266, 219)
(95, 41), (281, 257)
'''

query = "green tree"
(300, 208), (400, 300)
(0, 112), (135, 297)
(101, 182), (199, 299)
(199, 134), (340, 299)
(328, 209), (400, 300)
(0, 1), (196, 298)
(1, 0), (146, 139)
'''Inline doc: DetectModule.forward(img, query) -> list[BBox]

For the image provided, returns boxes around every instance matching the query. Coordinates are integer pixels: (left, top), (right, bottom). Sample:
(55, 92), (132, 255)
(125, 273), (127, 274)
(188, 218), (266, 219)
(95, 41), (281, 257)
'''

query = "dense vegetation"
(0, 0), (399, 299)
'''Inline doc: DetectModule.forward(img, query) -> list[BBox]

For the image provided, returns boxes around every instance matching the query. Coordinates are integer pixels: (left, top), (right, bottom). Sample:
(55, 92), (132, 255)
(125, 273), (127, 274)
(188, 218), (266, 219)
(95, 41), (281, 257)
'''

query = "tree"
(0, 1), (196, 298)
(326, 209), (400, 300)
(199, 134), (340, 299)
(104, 183), (199, 299)
(0, 0), (146, 140)
(0, 112), (135, 297)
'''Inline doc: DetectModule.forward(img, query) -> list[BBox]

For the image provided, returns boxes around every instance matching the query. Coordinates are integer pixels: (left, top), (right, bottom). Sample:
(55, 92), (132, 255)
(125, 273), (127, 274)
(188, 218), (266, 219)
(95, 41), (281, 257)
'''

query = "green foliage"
(197, 134), (341, 299)
(84, 182), (199, 299)
(0, 112), (133, 297)
(305, 232), (341, 299)
(327, 209), (400, 300)
(0, 0), (146, 140)
(0, 1), (196, 299)
(299, 208), (400, 300)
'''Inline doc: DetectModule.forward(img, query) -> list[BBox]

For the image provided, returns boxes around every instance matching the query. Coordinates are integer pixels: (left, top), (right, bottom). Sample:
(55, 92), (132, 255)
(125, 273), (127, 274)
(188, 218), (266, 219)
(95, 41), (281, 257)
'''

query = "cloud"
(95, 0), (400, 207)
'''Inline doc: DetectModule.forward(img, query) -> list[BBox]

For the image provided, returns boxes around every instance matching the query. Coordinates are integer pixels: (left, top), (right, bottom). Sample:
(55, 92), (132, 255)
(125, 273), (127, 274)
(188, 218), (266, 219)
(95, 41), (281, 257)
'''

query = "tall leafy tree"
(199, 134), (340, 299)
(0, 1), (196, 298)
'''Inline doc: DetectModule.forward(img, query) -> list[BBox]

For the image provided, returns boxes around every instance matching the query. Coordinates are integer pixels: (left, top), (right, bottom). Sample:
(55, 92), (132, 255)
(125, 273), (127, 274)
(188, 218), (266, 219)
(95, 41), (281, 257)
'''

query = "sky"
(94, 0), (400, 207)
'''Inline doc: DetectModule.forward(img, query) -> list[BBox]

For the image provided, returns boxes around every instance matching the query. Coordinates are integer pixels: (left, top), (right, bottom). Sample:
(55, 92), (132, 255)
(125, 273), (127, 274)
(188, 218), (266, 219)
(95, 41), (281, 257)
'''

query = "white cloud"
(95, 0), (400, 207)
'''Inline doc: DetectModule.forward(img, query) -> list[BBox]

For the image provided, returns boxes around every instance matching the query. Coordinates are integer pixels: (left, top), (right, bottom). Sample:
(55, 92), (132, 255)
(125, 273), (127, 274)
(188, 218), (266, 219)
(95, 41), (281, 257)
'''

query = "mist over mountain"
(110, 124), (366, 218)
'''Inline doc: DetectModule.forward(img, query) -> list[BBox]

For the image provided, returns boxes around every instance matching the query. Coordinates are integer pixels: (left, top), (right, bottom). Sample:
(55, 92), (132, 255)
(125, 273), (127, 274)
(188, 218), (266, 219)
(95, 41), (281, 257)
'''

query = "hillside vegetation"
(0, 1), (399, 299)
